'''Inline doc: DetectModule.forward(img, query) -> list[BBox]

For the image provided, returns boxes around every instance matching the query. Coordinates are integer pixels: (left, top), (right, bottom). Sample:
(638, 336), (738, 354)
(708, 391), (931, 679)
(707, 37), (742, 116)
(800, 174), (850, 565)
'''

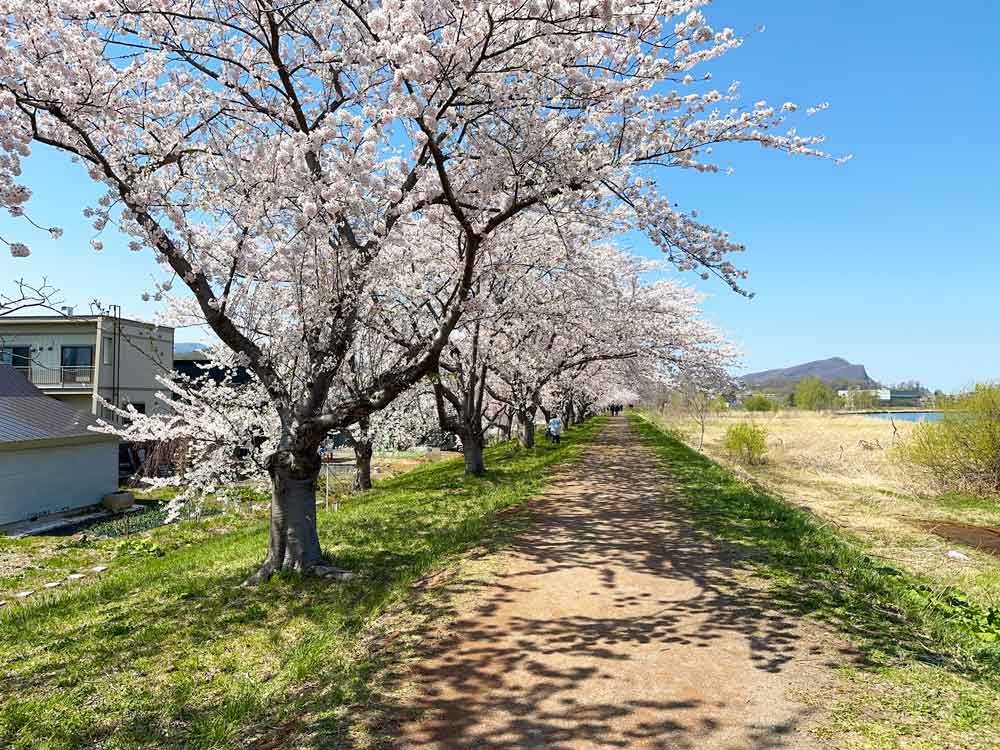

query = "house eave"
(0, 433), (119, 452)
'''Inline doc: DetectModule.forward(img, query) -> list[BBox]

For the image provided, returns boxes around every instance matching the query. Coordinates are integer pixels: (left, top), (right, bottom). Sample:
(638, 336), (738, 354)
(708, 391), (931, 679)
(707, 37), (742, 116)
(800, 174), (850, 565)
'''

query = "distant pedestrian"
(547, 416), (563, 444)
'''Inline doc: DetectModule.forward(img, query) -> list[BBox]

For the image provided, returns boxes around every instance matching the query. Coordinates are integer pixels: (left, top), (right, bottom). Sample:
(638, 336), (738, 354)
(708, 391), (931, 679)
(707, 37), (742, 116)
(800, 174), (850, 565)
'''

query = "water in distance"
(864, 411), (943, 423)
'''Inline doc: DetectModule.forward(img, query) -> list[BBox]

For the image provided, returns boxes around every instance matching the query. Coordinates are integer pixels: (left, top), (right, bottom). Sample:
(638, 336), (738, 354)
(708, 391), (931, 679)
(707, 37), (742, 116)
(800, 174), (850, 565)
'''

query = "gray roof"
(0, 365), (116, 445)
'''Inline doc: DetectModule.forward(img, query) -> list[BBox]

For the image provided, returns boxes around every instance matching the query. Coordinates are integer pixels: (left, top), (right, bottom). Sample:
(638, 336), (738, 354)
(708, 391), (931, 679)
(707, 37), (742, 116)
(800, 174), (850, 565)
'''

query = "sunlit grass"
(0, 417), (604, 750)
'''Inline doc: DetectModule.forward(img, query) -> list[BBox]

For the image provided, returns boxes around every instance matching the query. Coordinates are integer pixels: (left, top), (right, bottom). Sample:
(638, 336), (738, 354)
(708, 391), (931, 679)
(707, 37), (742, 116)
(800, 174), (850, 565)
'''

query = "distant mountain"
(739, 357), (875, 390)
(174, 342), (209, 354)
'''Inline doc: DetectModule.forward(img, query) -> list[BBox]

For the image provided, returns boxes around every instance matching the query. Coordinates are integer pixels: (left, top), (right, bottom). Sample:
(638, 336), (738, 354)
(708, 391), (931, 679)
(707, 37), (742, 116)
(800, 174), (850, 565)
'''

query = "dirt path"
(392, 417), (839, 750)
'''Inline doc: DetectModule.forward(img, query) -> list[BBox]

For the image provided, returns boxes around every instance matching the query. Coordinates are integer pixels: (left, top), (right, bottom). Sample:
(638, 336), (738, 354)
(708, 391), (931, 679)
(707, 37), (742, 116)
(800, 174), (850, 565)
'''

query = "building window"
(1, 346), (31, 377)
(60, 345), (94, 384)
(103, 337), (114, 365)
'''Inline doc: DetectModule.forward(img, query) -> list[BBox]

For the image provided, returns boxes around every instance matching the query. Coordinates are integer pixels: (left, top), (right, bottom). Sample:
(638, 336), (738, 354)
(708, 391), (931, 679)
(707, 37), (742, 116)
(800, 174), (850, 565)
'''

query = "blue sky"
(1, 1), (997, 391)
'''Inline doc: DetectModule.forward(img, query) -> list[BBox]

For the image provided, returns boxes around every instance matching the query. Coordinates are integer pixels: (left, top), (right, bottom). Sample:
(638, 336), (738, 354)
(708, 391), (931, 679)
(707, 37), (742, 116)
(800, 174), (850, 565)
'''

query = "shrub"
(114, 537), (165, 558)
(724, 422), (768, 465)
(898, 384), (1000, 494)
(743, 394), (775, 412)
(794, 376), (835, 411)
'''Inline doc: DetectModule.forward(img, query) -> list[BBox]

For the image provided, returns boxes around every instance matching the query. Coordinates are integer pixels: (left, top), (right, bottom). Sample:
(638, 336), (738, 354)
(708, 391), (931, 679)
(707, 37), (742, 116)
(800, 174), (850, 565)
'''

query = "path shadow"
(331, 418), (845, 750)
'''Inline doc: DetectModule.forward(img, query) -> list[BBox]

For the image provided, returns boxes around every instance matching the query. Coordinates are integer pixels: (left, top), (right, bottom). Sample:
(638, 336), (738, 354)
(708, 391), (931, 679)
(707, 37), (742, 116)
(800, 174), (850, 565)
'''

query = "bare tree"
(0, 278), (63, 317)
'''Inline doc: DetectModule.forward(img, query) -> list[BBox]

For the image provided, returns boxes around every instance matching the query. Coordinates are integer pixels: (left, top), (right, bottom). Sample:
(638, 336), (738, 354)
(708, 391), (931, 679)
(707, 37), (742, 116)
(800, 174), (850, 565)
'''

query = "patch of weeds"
(114, 537), (166, 559)
(935, 491), (1000, 514)
(89, 506), (170, 538)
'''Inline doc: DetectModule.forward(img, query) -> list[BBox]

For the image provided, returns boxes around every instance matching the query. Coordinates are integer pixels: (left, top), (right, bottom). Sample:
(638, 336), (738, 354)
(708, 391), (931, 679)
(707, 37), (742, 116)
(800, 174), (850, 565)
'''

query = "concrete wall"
(0, 324), (96, 388)
(94, 318), (174, 416)
(51, 394), (97, 413)
(0, 317), (175, 417)
(0, 440), (119, 525)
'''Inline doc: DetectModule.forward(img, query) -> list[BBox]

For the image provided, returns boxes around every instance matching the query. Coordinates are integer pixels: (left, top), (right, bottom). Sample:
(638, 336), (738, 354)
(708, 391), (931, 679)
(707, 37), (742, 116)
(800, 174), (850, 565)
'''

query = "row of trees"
(103, 234), (735, 493)
(744, 378), (870, 411)
(1, 1), (835, 580)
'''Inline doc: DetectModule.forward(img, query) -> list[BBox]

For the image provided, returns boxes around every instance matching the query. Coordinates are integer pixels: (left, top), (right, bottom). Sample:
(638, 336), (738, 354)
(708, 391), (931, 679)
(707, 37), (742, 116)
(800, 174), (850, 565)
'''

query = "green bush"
(794, 376), (835, 411)
(114, 537), (165, 558)
(724, 422), (768, 465)
(899, 384), (1000, 494)
(742, 394), (775, 412)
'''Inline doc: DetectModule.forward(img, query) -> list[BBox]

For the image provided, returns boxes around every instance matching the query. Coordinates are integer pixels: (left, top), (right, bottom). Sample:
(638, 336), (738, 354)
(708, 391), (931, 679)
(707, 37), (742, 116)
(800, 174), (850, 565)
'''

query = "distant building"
(173, 349), (251, 386)
(0, 315), (174, 420)
(887, 390), (923, 408)
(837, 388), (883, 408)
(837, 387), (922, 409)
(0, 365), (119, 526)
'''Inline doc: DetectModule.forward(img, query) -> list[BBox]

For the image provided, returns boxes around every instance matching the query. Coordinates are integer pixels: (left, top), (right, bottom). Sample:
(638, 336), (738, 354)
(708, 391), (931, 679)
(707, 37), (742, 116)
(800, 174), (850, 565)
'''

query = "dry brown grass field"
(652, 409), (1000, 607)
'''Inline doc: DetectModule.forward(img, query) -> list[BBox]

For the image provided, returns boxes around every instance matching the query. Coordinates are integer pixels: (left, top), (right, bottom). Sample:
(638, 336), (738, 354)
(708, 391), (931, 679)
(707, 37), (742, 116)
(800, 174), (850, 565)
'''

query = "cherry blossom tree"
(488, 244), (734, 446)
(0, 1), (839, 579)
(429, 214), (594, 471)
(97, 347), (436, 505)
(94, 364), (277, 508)
(339, 385), (435, 489)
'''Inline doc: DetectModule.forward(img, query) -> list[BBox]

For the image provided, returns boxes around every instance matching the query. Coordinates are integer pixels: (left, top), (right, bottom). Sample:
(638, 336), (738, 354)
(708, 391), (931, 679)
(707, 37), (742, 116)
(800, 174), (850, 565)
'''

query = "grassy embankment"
(0, 452), (449, 596)
(0, 417), (604, 750)
(667, 409), (1000, 608)
(632, 412), (1000, 750)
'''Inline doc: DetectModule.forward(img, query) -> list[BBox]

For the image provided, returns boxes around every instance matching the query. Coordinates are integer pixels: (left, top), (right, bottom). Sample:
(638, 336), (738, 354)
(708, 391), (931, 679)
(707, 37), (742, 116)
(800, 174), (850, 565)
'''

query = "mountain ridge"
(739, 357), (875, 388)
(174, 342), (209, 354)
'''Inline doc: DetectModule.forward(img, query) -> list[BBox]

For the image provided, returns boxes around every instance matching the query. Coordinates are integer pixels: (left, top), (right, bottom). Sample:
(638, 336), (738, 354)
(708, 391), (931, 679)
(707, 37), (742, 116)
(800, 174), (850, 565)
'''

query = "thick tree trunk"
(353, 440), (374, 490)
(463, 431), (486, 476)
(248, 457), (324, 583)
(519, 413), (536, 448)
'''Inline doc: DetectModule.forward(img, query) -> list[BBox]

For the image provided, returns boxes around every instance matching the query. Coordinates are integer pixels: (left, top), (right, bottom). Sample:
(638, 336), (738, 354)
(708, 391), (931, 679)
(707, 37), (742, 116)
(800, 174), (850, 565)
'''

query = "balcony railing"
(25, 365), (95, 388)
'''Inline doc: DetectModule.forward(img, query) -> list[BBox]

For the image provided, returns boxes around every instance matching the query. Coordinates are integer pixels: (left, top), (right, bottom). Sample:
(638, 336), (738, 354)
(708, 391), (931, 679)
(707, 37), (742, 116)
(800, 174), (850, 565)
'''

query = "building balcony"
(24, 366), (96, 389)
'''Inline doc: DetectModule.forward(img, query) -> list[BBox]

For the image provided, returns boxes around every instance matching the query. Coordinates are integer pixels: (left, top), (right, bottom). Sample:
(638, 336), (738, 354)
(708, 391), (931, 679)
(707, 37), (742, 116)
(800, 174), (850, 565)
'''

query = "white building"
(0, 365), (119, 525)
(0, 314), (174, 419)
(836, 387), (891, 408)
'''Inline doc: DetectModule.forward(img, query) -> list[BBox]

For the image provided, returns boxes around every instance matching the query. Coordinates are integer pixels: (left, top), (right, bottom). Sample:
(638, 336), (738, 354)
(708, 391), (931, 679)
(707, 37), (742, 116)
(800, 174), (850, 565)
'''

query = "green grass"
(630, 412), (1000, 749)
(933, 491), (1000, 515)
(0, 417), (604, 750)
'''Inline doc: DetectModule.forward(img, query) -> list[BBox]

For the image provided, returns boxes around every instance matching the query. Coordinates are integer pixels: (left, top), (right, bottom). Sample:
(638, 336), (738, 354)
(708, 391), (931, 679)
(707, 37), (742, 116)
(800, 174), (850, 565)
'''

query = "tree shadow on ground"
(302, 420), (855, 750)
(0, 421), (606, 749)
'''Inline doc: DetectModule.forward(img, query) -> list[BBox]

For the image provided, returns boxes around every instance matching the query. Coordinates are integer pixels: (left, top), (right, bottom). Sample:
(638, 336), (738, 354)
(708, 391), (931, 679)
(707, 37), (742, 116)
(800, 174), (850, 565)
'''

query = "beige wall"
(0, 317), (175, 417)
(0, 324), (96, 386)
(94, 318), (174, 417)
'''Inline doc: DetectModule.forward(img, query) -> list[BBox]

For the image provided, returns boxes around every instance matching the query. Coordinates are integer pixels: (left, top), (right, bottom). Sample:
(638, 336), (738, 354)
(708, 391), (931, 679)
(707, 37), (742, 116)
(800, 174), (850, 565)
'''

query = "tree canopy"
(0, 0), (838, 579)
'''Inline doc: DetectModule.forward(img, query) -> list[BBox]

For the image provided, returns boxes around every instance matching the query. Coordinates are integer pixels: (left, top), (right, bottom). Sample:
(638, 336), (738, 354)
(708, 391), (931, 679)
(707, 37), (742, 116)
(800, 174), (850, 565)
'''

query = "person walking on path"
(547, 415), (563, 444)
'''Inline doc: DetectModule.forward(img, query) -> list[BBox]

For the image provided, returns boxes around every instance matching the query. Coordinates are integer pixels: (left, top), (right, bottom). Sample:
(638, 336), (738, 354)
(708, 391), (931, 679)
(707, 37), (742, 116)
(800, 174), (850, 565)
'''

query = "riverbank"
(632, 413), (1000, 750)
(648, 409), (1000, 608)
